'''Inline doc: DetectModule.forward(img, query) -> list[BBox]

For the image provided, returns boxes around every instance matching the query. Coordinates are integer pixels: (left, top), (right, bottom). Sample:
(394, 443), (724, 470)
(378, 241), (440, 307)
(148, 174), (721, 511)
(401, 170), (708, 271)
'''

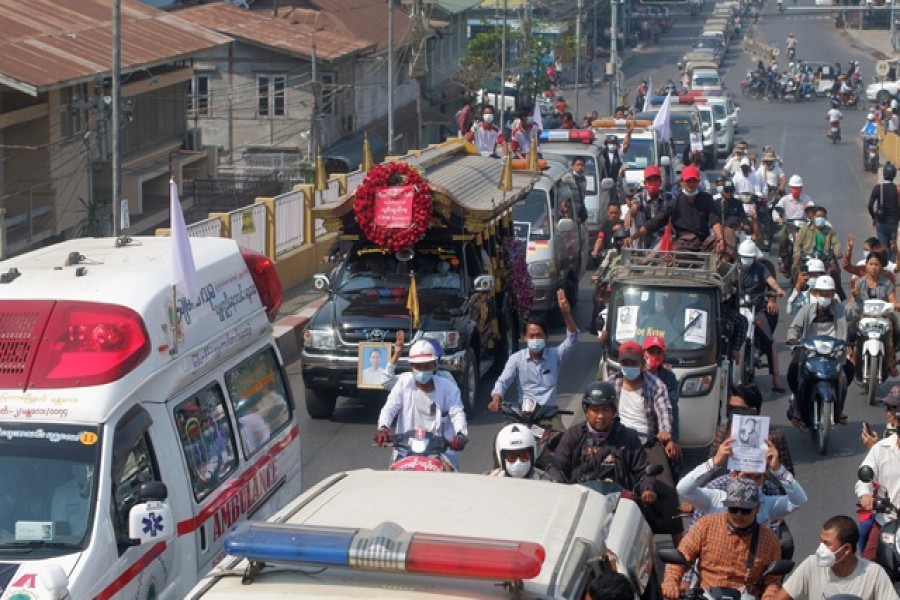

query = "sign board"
(877, 60), (891, 77)
(374, 185), (414, 229)
(512, 221), (531, 241)
(119, 198), (130, 230)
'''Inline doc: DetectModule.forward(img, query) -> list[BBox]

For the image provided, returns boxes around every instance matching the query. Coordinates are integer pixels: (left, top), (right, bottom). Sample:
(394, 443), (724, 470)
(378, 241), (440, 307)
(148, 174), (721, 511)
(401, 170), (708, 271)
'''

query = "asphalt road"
(288, 0), (892, 566)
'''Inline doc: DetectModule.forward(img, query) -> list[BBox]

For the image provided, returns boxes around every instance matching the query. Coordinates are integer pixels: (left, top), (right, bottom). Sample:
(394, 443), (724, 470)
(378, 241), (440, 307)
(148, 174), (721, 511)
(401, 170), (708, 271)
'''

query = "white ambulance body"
(0, 237), (302, 599)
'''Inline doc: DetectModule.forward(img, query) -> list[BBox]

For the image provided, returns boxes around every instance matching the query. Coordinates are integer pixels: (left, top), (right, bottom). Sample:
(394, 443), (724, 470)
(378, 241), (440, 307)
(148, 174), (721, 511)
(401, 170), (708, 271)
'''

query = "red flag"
(660, 219), (673, 254)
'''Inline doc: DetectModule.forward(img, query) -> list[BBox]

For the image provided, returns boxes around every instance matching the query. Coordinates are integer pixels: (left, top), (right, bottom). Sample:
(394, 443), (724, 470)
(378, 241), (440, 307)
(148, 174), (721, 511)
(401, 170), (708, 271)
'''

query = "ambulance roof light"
(538, 129), (595, 144)
(224, 521), (546, 581)
(240, 248), (283, 322)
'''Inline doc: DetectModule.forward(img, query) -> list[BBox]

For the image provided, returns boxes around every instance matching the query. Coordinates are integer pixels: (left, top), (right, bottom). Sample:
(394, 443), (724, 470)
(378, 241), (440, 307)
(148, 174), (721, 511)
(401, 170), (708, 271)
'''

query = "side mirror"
(858, 465), (875, 483)
(36, 564), (69, 600)
(660, 156), (671, 167)
(715, 123), (722, 131)
(557, 218), (575, 233)
(138, 482), (168, 502)
(763, 559), (795, 577)
(473, 275), (494, 292)
(645, 463), (664, 477)
(658, 548), (688, 565)
(127, 483), (174, 546)
(734, 106), (741, 112)
(313, 274), (331, 291)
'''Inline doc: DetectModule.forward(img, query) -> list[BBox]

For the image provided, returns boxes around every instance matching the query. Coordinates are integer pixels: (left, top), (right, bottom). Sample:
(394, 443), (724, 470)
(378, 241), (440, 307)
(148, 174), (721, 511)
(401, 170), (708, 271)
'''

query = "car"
(187, 470), (662, 599)
(866, 61), (900, 102)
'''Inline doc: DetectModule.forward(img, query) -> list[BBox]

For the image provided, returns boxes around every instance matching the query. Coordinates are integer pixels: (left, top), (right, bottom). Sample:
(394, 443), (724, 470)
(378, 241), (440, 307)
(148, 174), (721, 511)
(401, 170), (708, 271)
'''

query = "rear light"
(241, 248), (283, 322)
(29, 301), (150, 389)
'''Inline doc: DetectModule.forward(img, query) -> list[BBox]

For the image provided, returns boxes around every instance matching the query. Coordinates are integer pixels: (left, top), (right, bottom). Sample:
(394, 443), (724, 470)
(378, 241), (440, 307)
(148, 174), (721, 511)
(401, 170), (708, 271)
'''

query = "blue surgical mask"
(527, 339), (546, 353)
(622, 366), (641, 380)
(740, 257), (755, 266)
(607, 144), (617, 152)
(815, 217), (826, 228)
(412, 369), (434, 384)
(863, 251), (870, 260)
(717, 185), (724, 193)
(808, 277), (818, 289)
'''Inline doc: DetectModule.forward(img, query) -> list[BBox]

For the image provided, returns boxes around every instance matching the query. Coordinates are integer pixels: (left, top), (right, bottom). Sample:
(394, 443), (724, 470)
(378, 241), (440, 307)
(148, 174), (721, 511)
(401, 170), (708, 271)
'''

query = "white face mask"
(740, 257), (755, 266)
(607, 144), (617, 152)
(815, 542), (839, 568)
(815, 295), (832, 308)
(505, 459), (532, 478)
(808, 277), (818, 289)
(483, 113), (495, 124)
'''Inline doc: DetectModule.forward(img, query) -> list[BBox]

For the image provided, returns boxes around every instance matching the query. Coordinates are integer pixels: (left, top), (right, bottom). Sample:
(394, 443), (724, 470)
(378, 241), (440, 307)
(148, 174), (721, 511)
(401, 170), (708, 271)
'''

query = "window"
(224, 348), (292, 457)
(112, 432), (159, 549)
(174, 386), (240, 501)
(61, 83), (90, 137)
(188, 74), (210, 116)
(321, 73), (337, 115)
(258, 74), (286, 117)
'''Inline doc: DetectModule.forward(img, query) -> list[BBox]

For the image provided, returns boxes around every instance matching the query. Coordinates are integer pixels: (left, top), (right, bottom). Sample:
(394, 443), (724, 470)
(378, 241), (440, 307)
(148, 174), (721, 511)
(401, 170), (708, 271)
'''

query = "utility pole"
(574, 0), (583, 120)
(111, 0), (121, 237)
(409, 0), (427, 148)
(609, 0), (618, 114)
(311, 42), (319, 160)
(500, 0), (507, 115)
(387, 0), (395, 154)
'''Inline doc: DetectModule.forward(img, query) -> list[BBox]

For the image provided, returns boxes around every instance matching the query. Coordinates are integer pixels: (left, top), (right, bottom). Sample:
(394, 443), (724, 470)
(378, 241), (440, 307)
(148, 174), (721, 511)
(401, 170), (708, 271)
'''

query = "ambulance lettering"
(10, 573), (36, 588)
(212, 461), (277, 540)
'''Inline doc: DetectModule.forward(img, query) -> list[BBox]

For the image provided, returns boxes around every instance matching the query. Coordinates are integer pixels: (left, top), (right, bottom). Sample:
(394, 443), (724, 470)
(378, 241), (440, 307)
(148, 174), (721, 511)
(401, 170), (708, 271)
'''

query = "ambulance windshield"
(0, 423), (100, 553)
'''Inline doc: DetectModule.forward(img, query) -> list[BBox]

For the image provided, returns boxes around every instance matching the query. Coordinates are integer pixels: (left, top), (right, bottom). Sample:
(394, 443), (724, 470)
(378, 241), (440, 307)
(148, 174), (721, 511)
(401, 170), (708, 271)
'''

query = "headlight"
(681, 373), (714, 396)
(527, 260), (555, 279)
(813, 339), (835, 355)
(424, 331), (460, 351)
(303, 328), (336, 350)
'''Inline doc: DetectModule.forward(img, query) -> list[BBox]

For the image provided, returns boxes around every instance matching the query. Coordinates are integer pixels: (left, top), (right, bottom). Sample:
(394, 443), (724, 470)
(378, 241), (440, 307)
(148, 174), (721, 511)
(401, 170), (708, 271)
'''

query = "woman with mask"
(850, 252), (900, 377)
(738, 239), (787, 391)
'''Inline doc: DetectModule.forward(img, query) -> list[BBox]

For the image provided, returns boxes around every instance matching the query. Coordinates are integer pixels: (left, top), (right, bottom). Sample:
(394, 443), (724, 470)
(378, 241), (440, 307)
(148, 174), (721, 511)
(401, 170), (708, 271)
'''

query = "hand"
(557, 288), (571, 314)
(714, 436), (734, 467)
(449, 433), (468, 451)
(373, 426), (392, 447)
(623, 236), (635, 247)
(766, 298), (779, 315)
(860, 494), (875, 511)
(775, 287), (785, 297)
(862, 426), (879, 449)
(662, 580), (681, 600)
(847, 234), (855, 249)
(641, 489), (658, 504)
(488, 396), (502, 412)
(392, 330), (405, 365)
(764, 438), (780, 472)
(716, 238), (725, 253)
(665, 439), (682, 461)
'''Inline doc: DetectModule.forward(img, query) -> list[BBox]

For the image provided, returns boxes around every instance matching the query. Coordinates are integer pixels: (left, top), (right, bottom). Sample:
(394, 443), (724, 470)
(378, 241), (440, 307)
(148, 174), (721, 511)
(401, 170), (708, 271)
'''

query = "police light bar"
(591, 119), (653, 128)
(648, 95), (706, 105)
(538, 129), (595, 144)
(224, 521), (546, 581)
(687, 89), (724, 97)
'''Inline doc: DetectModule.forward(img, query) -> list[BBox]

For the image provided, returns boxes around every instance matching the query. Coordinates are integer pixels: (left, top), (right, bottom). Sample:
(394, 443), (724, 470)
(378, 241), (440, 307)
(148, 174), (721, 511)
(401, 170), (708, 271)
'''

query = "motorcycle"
(742, 72), (768, 99)
(856, 299), (895, 406)
(385, 429), (454, 472)
(828, 121), (842, 143)
(787, 46), (796, 62)
(858, 465), (900, 586)
(833, 91), (861, 108)
(658, 548), (794, 598)
(496, 400), (574, 469)
(740, 293), (769, 385)
(865, 136), (880, 173)
(780, 218), (807, 275)
(790, 335), (847, 455)
(781, 79), (799, 103)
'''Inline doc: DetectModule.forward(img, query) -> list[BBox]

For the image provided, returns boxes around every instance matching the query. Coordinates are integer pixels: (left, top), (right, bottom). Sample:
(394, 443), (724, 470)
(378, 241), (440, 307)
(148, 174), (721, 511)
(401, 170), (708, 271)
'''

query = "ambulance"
(0, 236), (303, 599)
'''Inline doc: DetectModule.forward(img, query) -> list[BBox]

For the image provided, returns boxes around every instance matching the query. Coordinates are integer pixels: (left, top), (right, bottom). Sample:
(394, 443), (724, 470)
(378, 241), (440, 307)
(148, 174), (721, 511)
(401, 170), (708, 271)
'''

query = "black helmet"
(606, 134), (619, 144)
(885, 162), (897, 181)
(582, 381), (618, 410)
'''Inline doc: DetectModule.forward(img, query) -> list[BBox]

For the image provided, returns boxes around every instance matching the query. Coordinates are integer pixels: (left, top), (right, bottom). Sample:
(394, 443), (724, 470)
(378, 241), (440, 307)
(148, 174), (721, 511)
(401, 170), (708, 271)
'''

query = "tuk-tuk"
(800, 62), (837, 96)
(597, 249), (739, 448)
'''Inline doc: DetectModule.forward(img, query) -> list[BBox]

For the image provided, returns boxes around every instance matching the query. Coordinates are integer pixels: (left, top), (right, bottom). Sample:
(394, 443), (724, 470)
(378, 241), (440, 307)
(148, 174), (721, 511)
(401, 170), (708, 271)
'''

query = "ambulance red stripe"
(93, 541), (167, 600)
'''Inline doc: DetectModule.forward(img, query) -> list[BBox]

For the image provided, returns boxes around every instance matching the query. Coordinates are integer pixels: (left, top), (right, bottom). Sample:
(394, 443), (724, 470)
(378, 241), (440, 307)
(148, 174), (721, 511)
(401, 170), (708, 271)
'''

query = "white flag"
(531, 102), (544, 132)
(170, 178), (199, 299)
(643, 77), (652, 112)
(653, 91), (672, 144)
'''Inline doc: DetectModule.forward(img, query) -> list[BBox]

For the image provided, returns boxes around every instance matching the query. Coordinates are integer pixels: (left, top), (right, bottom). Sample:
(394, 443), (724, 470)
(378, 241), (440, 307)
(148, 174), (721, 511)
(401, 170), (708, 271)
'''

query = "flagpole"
(171, 284), (178, 355)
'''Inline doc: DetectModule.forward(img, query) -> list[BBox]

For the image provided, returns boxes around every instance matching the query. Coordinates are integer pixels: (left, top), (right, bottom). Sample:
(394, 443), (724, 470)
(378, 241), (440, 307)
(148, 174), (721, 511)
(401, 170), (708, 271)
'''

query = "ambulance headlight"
(303, 328), (336, 350)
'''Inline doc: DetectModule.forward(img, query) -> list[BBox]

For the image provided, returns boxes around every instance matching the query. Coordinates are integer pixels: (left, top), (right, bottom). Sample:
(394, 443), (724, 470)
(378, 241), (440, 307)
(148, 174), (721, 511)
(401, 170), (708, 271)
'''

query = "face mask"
(815, 543), (839, 568)
(645, 180), (661, 195)
(736, 231), (748, 244)
(740, 257), (755, 266)
(622, 366), (641, 380)
(716, 185), (724, 193)
(815, 296), (832, 308)
(815, 217), (827, 228)
(645, 353), (664, 370)
(525, 117), (533, 125)
(790, 188), (801, 199)
(863, 251), (870, 260)
(505, 459), (532, 478)
(483, 113), (494, 124)
(682, 186), (700, 197)
(808, 277), (818, 289)
(412, 369), (434, 384)
(607, 144), (617, 152)
(527, 339), (546, 353)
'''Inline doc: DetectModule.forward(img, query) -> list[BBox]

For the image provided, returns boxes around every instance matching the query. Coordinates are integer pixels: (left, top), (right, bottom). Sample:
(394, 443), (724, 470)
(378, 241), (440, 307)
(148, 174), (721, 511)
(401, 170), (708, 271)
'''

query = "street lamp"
(609, 0), (620, 114)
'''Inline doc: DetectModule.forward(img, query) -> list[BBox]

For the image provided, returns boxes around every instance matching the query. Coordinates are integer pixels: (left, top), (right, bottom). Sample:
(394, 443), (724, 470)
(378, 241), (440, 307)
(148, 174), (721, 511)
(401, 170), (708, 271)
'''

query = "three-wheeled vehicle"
(597, 249), (739, 448)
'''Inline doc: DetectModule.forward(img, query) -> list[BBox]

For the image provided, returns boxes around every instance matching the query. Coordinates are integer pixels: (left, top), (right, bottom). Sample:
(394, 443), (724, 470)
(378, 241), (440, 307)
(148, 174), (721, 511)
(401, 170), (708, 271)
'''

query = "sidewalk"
(840, 25), (897, 60)
(273, 277), (327, 364)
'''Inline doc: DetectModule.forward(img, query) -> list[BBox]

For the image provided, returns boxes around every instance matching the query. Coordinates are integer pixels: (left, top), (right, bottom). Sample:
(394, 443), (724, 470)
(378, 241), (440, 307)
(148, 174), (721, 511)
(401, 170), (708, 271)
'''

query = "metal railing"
(274, 189), (305, 255)
(187, 216), (223, 238)
(227, 203), (267, 254)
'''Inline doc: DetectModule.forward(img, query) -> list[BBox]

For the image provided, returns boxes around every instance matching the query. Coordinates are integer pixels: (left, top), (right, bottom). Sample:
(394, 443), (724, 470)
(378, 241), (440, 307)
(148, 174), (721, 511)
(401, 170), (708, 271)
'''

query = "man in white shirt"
(827, 104), (843, 136)
(361, 348), (386, 385)
(722, 143), (751, 178)
(774, 174), (814, 223)
(856, 428), (900, 559)
(731, 157), (765, 195)
(773, 515), (898, 600)
(465, 105), (505, 156)
(756, 151), (785, 197)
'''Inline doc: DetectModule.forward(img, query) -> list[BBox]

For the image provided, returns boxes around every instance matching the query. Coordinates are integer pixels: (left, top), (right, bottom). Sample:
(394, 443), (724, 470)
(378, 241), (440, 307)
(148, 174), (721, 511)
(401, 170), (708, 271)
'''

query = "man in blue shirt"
(861, 113), (879, 167)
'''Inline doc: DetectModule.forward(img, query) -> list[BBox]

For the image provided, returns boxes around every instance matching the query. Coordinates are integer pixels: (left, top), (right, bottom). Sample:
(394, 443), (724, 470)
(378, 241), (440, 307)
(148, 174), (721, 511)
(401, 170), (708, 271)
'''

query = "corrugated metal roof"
(176, 4), (374, 62)
(308, 0), (413, 52)
(0, 0), (231, 95)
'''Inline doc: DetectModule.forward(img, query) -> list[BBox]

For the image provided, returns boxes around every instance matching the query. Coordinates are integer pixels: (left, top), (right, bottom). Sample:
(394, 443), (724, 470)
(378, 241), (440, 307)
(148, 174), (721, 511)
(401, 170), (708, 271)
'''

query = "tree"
(76, 196), (105, 237)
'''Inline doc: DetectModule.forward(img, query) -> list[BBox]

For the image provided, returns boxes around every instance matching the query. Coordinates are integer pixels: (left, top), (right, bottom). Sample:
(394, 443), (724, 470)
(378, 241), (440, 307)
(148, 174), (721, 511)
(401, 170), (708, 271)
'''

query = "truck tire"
(306, 389), (337, 419)
(458, 348), (479, 417)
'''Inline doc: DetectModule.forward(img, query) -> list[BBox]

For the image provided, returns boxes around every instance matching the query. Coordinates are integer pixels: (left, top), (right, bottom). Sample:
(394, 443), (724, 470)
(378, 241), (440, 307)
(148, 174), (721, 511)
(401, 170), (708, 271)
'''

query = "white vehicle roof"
(190, 470), (613, 599)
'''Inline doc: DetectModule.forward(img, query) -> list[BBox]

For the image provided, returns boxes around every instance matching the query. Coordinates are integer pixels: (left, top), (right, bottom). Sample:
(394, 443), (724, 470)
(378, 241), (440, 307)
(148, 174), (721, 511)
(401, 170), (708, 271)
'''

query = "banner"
(374, 185), (415, 229)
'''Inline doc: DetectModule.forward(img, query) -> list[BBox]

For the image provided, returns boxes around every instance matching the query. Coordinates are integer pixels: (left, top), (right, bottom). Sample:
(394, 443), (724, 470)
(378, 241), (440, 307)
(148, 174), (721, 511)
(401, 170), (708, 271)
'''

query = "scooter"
(787, 46), (796, 62)
(740, 293), (763, 384)
(790, 335), (846, 455)
(496, 400), (574, 469)
(780, 218), (807, 275)
(828, 121), (842, 143)
(386, 429), (454, 472)
(865, 137), (880, 173)
(856, 299), (895, 406)
(658, 548), (794, 598)
(858, 466), (900, 586)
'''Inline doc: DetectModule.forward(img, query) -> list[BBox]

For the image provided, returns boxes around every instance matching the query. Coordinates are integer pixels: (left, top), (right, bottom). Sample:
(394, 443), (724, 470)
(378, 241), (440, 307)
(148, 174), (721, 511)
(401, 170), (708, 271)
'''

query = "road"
(288, 0), (892, 565)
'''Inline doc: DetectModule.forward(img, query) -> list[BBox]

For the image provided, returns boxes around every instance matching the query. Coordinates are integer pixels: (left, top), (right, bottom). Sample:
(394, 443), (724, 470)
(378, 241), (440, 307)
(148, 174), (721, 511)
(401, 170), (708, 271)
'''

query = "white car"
(867, 77), (900, 103)
(187, 469), (661, 599)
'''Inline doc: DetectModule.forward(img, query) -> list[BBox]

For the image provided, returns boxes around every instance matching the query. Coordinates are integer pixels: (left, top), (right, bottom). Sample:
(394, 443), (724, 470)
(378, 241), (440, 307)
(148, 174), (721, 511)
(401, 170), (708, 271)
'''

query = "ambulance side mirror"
(127, 483), (173, 546)
(313, 274), (331, 291)
(473, 275), (494, 292)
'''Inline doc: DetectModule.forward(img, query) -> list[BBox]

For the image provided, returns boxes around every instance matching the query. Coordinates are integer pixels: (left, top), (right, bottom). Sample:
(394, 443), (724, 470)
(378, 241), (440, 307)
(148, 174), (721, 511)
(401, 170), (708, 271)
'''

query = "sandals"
(837, 414), (849, 425)
(786, 406), (807, 430)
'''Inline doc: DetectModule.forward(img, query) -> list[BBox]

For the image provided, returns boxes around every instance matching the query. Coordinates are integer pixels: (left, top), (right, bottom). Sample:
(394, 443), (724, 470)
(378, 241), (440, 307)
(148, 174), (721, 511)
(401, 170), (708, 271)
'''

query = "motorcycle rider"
(787, 258), (828, 315)
(739, 239), (787, 391)
(591, 202), (623, 258)
(718, 180), (747, 221)
(601, 123), (633, 183)
(861, 113), (879, 165)
(487, 424), (551, 479)
(774, 515), (899, 600)
(627, 164), (672, 249)
(827, 101), (844, 137)
(868, 162), (900, 261)
(859, 389), (900, 553)
(786, 32), (798, 55)
(775, 175), (814, 223)
(849, 252), (900, 377)
(662, 478), (784, 600)
(732, 157), (766, 196)
(375, 339), (469, 468)
(723, 143), (751, 178)
(793, 205), (843, 282)
(757, 151), (786, 199)
(786, 276), (852, 428)
(857, 421), (900, 561)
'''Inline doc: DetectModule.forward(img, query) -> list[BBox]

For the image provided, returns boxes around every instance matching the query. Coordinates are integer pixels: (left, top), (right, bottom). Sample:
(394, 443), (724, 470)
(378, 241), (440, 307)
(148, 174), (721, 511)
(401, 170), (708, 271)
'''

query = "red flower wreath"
(353, 162), (433, 253)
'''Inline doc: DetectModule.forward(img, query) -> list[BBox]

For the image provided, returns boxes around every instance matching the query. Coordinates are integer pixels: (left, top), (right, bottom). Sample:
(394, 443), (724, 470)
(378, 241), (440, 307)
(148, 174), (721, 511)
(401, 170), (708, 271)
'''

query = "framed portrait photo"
(357, 342), (392, 389)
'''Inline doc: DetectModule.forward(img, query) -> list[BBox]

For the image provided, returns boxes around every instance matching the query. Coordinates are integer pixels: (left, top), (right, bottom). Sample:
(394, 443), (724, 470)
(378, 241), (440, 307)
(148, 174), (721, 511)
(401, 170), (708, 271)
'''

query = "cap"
(724, 478), (761, 509)
(619, 341), (643, 362)
(682, 165), (701, 182)
(723, 180), (735, 190)
(763, 151), (776, 161)
(409, 339), (439, 364)
(739, 157), (751, 167)
(644, 164), (662, 178)
(643, 336), (666, 351)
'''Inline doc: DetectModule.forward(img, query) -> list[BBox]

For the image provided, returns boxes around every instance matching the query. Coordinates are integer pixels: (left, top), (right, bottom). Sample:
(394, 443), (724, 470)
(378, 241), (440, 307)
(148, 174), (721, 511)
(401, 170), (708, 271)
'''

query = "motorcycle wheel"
(817, 399), (832, 455)
(742, 339), (756, 384)
(833, 133), (838, 144)
(868, 355), (880, 406)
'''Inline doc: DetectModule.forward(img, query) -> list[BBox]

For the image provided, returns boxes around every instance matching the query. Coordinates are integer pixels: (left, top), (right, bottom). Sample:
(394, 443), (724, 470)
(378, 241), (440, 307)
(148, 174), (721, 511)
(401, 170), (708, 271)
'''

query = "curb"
(274, 296), (327, 364)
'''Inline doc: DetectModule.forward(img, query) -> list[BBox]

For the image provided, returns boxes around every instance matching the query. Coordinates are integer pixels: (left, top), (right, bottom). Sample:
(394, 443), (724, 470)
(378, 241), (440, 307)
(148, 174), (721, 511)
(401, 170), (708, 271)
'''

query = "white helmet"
(408, 340), (438, 364)
(813, 275), (836, 291)
(806, 258), (826, 274)
(495, 424), (536, 477)
(788, 174), (803, 188)
(738, 239), (759, 258)
(867, 113), (875, 121)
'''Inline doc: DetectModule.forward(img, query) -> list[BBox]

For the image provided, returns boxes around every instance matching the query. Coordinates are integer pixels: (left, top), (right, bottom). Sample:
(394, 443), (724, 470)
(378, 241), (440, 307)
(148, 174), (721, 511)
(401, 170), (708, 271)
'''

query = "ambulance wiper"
(0, 540), (81, 551)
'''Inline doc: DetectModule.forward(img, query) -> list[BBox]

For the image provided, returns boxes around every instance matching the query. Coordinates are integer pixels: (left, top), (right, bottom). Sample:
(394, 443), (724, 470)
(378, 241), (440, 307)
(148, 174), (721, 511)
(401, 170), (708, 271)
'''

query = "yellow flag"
(406, 272), (420, 329)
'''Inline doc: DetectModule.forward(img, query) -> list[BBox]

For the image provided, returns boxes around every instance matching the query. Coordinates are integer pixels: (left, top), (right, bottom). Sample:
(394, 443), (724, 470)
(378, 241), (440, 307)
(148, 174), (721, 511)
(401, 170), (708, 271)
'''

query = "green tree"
(76, 196), (105, 237)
